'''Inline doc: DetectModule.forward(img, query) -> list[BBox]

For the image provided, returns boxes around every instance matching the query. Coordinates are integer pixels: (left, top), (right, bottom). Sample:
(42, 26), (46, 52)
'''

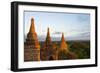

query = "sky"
(24, 11), (90, 41)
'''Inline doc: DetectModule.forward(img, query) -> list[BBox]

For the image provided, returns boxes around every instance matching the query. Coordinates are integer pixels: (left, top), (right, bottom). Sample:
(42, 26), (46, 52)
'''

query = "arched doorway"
(49, 56), (54, 60)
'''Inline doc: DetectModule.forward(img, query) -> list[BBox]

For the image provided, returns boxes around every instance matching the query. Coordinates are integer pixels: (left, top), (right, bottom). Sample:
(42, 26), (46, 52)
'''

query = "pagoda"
(24, 18), (40, 61)
(60, 33), (69, 51)
(40, 28), (58, 60)
(45, 28), (52, 47)
(58, 33), (77, 59)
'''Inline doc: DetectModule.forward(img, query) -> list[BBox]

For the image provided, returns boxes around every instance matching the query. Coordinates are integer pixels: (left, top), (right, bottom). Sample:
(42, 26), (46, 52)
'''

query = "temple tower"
(24, 18), (40, 61)
(60, 33), (69, 51)
(58, 33), (69, 60)
(58, 33), (77, 59)
(45, 28), (52, 46)
(41, 28), (58, 60)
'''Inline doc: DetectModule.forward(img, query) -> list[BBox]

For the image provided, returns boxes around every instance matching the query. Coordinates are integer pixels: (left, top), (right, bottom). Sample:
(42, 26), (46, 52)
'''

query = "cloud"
(66, 31), (90, 40)
(77, 31), (90, 37)
(77, 14), (90, 22)
(38, 35), (46, 41)
(52, 31), (62, 35)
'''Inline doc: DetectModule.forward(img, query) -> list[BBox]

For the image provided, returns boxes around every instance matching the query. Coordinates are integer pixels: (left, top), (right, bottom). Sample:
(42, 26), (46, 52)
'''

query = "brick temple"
(40, 28), (58, 60)
(24, 17), (77, 61)
(24, 18), (40, 61)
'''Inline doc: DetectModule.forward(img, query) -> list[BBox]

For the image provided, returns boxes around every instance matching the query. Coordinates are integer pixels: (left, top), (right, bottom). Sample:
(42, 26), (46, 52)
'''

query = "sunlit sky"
(24, 11), (90, 41)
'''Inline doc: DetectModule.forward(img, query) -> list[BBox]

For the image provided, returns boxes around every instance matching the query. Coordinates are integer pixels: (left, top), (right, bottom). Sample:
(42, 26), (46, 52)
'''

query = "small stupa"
(60, 33), (69, 51)
(58, 33), (77, 59)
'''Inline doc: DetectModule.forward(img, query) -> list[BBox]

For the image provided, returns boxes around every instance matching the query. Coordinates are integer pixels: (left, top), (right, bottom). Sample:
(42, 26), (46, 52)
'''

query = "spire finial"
(31, 17), (34, 21)
(62, 32), (64, 36)
(31, 18), (34, 25)
(61, 32), (64, 41)
(47, 27), (50, 37)
(29, 17), (35, 33)
(45, 27), (51, 43)
(48, 27), (49, 32)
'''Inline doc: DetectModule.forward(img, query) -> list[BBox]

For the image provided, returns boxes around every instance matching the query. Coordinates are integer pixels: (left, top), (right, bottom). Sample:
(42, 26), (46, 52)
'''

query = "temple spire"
(29, 18), (35, 33)
(24, 17), (40, 61)
(60, 33), (68, 51)
(27, 17), (40, 49)
(46, 27), (51, 42)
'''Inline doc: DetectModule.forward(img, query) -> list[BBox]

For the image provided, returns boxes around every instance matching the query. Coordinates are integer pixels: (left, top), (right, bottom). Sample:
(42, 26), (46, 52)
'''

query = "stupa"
(60, 33), (69, 51)
(40, 28), (58, 60)
(58, 33), (77, 59)
(24, 17), (40, 61)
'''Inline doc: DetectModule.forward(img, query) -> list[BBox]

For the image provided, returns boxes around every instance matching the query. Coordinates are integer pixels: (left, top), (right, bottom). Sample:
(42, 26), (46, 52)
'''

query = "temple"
(60, 33), (69, 51)
(58, 33), (77, 59)
(24, 17), (77, 61)
(24, 18), (40, 61)
(40, 28), (58, 60)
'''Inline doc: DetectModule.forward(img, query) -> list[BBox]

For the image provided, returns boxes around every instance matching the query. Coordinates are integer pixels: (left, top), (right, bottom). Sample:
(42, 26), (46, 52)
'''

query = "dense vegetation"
(68, 41), (90, 59)
(40, 40), (90, 60)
